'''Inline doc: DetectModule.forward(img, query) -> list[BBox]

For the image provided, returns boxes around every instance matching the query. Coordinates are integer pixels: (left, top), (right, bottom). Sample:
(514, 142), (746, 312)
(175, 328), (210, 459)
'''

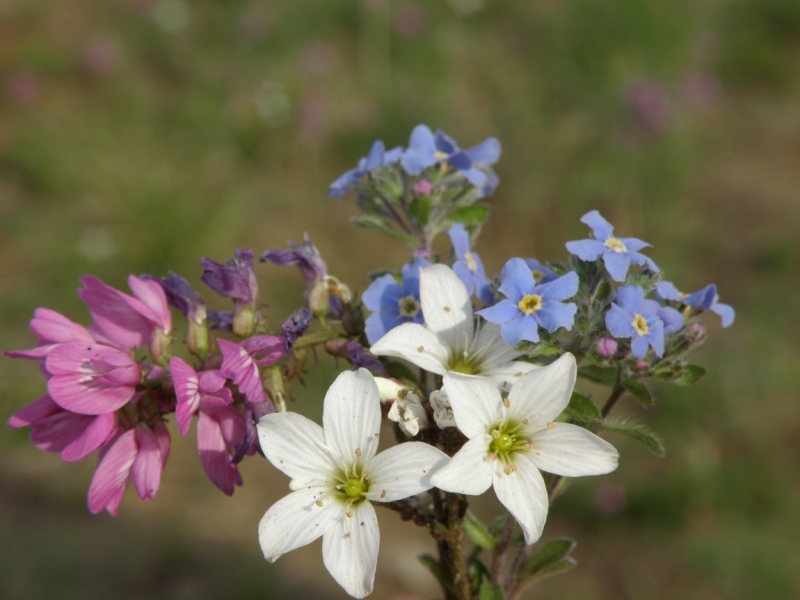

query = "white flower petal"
(442, 372), (504, 439)
(529, 423), (619, 477)
(430, 435), (493, 495)
(481, 361), (540, 393)
(258, 412), (336, 485)
(506, 353), (576, 428)
(322, 501), (379, 599)
(492, 454), (548, 545)
(323, 369), (382, 464)
(370, 323), (449, 375)
(373, 377), (408, 403)
(470, 322), (519, 370)
(366, 442), (450, 503)
(258, 486), (338, 562)
(420, 264), (474, 354)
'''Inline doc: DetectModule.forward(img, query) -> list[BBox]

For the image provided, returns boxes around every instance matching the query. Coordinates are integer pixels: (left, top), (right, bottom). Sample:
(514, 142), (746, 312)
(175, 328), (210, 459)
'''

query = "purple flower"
(207, 310), (234, 332)
(565, 211), (659, 282)
(656, 281), (735, 327)
(477, 257), (579, 346)
(523, 259), (559, 285)
(327, 140), (403, 197)
(327, 339), (387, 376)
(200, 249), (258, 306)
(143, 272), (206, 324)
(218, 337), (283, 406)
(280, 308), (313, 353)
(400, 124), (500, 190)
(170, 357), (244, 495)
(446, 223), (495, 304)
(260, 234), (327, 287)
(362, 256), (430, 345)
(605, 286), (667, 358)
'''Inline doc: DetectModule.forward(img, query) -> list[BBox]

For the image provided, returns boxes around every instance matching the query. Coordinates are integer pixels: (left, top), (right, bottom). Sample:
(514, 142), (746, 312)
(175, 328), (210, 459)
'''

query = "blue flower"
(400, 124), (500, 189)
(565, 210), (658, 282)
(327, 140), (403, 198)
(446, 223), (495, 304)
(605, 285), (671, 358)
(362, 256), (430, 344)
(477, 257), (579, 346)
(656, 281), (735, 327)
(523, 259), (559, 285)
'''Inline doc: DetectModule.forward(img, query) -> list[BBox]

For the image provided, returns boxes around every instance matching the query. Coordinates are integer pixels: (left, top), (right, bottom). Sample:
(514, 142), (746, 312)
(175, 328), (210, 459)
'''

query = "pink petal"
(218, 339), (266, 404)
(78, 275), (153, 349)
(131, 424), (163, 501)
(202, 404), (246, 449)
(197, 369), (228, 394)
(153, 421), (171, 467)
(87, 428), (137, 515)
(4, 345), (56, 360)
(241, 335), (285, 366)
(30, 411), (93, 453)
(128, 275), (172, 334)
(60, 412), (118, 462)
(8, 394), (61, 428)
(170, 357), (201, 436)
(30, 308), (94, 344)
(197, 410), (242, 495)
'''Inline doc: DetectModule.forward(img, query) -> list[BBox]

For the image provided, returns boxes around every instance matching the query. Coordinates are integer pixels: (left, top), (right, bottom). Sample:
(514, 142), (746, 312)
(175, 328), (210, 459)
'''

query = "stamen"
(444, 306), (451, 312)
(464, 252), (478, 273)
(418, 346), (424, 353)
(355, 448), (362, 457)
(546, 422), (555, 430)
(491, 429), (501, 439)
(605, 238), (627, 252)
(346, 511), (354, 518)
(517, 294), (543, 315)
(503, 464), (517, 475)
(633, 314), (650, 336)
(522, 417), (529, 425)
(523, 443), (532, 452)
(380, 490), (386, 499)
(503, 398), (510, 408)
(361, 470), (371, 480)
(316, 500), (324, 507)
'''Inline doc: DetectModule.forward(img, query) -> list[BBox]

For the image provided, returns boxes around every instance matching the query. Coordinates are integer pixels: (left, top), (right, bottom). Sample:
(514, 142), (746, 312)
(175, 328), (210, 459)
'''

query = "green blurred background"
(1, 0), (799, 598)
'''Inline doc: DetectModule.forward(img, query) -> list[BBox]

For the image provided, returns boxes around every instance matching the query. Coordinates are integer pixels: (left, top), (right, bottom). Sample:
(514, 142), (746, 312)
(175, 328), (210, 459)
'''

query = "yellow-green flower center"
(531, 269), (545, 282)
(518, 294), (543, 315)
(398, 296), (420, 318)
(605, 238), (627, 252)
(434, 150), (449, 161)
(464, 252), (478, 273)
(633, 314), (649, 335)
(450, 356), (477, 375)
(343, 478), (367, 499)
(488, 419), (531, 465)
(333, 463), (371, 506)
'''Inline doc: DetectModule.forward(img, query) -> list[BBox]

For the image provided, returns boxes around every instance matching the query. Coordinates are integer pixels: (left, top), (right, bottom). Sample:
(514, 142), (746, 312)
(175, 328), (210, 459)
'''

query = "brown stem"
(505, 545), (534, 599)
(601, 382), (625, 418)
(489, 517), (515, 585)
(430, 490), (472, 600)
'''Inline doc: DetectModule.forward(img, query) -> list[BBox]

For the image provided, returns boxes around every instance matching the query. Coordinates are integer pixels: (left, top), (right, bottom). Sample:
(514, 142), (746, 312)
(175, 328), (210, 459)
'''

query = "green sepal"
(351, 215), (417, 245)
(675, 364), (706, 386)
(621, 379), (654, 407)
(563, 392), (601, 422)
(463, 511), (496, 551)
(479, 582), (507, 600)
(602, 419), (665, 457)
(408, 198), (431, 226)
(516, 340), (561, 357)
(441, 204), (490, 228)
(577, 364), (618, 386)
(653, 362), (683, 381)
(520, 537), (577, 584)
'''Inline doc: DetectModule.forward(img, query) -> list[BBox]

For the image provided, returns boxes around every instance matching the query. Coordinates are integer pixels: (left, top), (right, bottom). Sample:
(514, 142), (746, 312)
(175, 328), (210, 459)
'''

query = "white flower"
(429, 389), (455, 429)
(373, 376), (408, 403)
(387, 391), (429, 436)
(257, 369), (449, 599)
(430, 353), (619, 545)
(371, 264), (538, 391)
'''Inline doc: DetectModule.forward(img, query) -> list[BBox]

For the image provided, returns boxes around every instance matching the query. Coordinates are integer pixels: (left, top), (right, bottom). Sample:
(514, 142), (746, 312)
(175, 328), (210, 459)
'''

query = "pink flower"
(87, 422), (170, 515)
(170, 357), (245, 495)
(45, 341), (141, 415)
(4, 308), (95, 360)
(7, 394), (117, 462)
(217, 336), (283, 405)
(78, 275), (172, 351)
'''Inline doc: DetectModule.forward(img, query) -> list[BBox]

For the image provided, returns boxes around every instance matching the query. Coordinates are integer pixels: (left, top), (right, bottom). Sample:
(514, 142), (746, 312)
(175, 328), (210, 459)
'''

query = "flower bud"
(413, 180), (433, 196)
(232, 302), (257, 337)
(595, 337), (618, 357)
(308, 279), (330, 319)
(373, 377), (408, 403)
(149, 328), (172, 367)
(186, 319), (209, 359)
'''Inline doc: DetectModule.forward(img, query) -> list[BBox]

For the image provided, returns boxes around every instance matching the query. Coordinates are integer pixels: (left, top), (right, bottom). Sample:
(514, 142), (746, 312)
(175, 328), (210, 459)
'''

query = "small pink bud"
(413, 180), (433, 197)
(595, 337), (618, 357)
(635, 359), (648, 371)
(414, 249), (432, 261)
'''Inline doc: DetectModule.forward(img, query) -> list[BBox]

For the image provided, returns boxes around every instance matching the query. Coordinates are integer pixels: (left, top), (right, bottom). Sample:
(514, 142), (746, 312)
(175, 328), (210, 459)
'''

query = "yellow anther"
(503, 464), (517, 475)
(355, 448), (362, 457)
(444, 306), (451, 312)
(633, 314), (650, 336)
(503, 398), (510, 408)
(417, 346), (424, 353)
(524, 443), (532, 452)
(518, 294), (543, 315)
(546, 422), (555, 430)
(316, 500), (324, 507)
(362, 470), (371, 480)
(605, 238), (627, 252)
(465, 252), (478, 272)
(346, 511), (354, 518)
(522, 417), (529, 425)
(491, 429), (501, 439)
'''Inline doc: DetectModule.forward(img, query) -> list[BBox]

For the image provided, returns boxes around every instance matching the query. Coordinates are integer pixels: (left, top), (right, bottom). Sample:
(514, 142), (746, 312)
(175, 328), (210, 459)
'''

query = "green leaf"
(593, 280), (613, 303)
(653, 362), (682, 381)
(408, 198), (431, 226)
(517, 340), (561, 357)
(479, 582), (506, 600)
(621, 379), (654, 407)
(602, 419), (666, 457)
(488, 515), (509, 537)
(578, 364), (617, 386)
(443, 204), (490, 227)
(521, 538), (577, 583)
(464, 511), (496, 551)
(351, 215), (417, 245)
(564, 392), (601, 422)
(469, 560), (491, 593)
(675, 364), (706, 386)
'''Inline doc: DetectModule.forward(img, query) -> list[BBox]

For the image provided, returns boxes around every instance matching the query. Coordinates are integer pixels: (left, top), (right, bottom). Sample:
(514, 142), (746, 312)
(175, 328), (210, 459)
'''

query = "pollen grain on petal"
(546, 422), (555, 429)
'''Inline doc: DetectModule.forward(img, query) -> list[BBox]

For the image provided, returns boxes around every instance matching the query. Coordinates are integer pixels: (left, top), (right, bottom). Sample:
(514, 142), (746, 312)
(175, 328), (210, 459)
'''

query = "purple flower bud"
(345, 341), (387, 376)
(595, 337), (618, 357)
(207, 310), (233, 332)
(260, 234), (328, 288)
(281, 308), (313, 353)
(413, 180), (433, 196)
(142, 272), (206, 325)
(200, 249), (258, 306)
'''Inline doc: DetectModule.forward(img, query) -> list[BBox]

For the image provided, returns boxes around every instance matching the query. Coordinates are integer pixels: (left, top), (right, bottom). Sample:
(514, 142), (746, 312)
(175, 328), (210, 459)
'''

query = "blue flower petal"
(580, 210), (614, 241)
(655, 281), (682, 302)
(447, 223), (471, 259)
(631, 336), (650, 359)
(478, 299), (519, 325)
(501, 314), (540, 346)
(523, 259), (558, 284)
(401, 148), (437, 175)
(365, 140), (386, 170)
(480, 170), (499, 196)
(478, 283), (497, 305)
(644, 319), (665, 357)
(448, 149), (472, 171)
(400, 257), (430, 295)
(362, 275), (404, 312)
(618, 237), (651, 252)
(461, 166), (487, 187)
(535, 302), (577, 333)
(327, 168), (362, 197)
(711, 301), (735, 327)
(565, 239), (606, 261)
(434, 129), (458, 155)
(657, 306), (684, 334)
(498, 257), (535, 302)
(537, 271), (579, 303)
(606, 303), (635, 338)
(614, 285), (644, 313)
(467, 137), (501, 166)
(383, 146), (404, 165)
(452, 261), (477, 295)
(685, 284), (717, 310)
(365, 310), (404, 345)
(629, 251), (659, 272)
(409, 125), (436, 152)
(603, 251), (632, 281)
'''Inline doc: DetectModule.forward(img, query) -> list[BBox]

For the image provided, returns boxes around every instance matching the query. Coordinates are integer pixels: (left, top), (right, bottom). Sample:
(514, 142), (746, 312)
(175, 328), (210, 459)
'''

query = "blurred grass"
(1, 0), (799, 598)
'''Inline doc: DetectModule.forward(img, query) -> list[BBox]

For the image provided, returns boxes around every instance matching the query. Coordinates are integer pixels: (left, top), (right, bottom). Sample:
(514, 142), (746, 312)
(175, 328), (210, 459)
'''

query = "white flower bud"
(387, 391), (429, 437)
(373, 377), (408, 403)
(429, 388), (455, 429)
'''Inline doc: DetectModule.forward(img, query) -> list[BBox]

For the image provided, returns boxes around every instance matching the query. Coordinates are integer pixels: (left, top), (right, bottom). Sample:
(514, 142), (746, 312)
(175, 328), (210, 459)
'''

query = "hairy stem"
(431, 490), (472, 600)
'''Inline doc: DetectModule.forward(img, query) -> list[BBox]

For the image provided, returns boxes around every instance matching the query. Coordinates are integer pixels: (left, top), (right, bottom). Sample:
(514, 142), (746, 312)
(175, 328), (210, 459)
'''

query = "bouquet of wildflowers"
(5, 124), (733, 599)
